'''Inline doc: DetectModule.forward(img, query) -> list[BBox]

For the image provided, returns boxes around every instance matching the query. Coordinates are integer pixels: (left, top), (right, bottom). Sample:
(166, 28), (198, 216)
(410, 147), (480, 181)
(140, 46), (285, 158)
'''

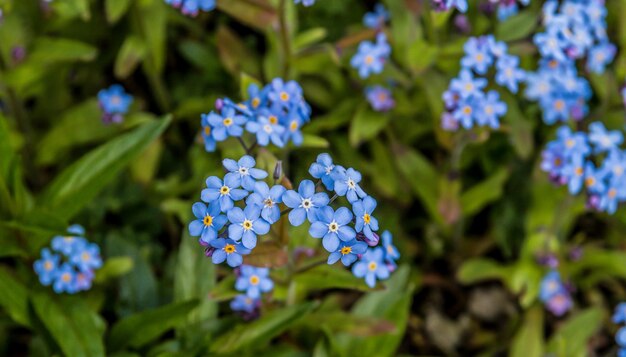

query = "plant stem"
(278, 0), (291, 79)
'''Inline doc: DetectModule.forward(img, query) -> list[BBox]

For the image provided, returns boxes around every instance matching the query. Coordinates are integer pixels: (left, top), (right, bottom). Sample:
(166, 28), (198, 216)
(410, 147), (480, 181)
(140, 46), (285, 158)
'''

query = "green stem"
(278, 0), (292, 79)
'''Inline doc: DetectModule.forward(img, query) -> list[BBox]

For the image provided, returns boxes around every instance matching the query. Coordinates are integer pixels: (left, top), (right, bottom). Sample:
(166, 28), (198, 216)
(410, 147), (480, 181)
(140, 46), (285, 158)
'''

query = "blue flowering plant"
(97, 84), (133, 124)
(33, 225), (103, 294)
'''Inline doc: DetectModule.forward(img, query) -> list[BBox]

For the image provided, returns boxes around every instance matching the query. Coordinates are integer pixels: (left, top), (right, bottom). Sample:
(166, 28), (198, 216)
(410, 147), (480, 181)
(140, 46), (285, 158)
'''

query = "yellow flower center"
(340, 246), (352, 255)
(566, 139), (574, 148)
(223, 118), (233, 126)
(249, 275), (260, 285)
(609, 188), (617, 198)
(363, 213), (371, 224)
(44, 261), (53, 270)
(81, 252), (90, 261)
(554, 158), (562, 166)
(204, 126), (211, 136)
(220, 186), (230, 195)
(387, 245), (394, 254)
(269, 115), (278, 125)
(464, 83), (473, 92)
(62, 273), (71, 282)
(252, 98), (261, 108)
(575, 167), (583, 176)
(368, 262), (377, 271)
(554, 100), (564, 110)
(242, 219), (253, 230)
(280, 92), (290, 101)
(290, 120), (298, 132)
(585, 177), (595, 187)
(203, 215), (213, 227)
(111, 95), (121, 105)
(475, 53), (484, 62)
(365, 55), (374, 64)
(224, 244), (236, 254)
(463, 106), (472, 115)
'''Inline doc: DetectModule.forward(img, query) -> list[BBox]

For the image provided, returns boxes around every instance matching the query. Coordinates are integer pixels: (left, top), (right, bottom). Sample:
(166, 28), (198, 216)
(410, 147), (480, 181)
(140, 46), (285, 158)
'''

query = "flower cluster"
(296, 153), (399, 287)
(164, 0), (215, 16)
(492, 0), (530, 21)
(441, 35), (525, 130)
(201, 79), (312, 152)
(365, 85), (395, 112)
(230, 265), (274, 319)
(97, 84), (133, 124)
(189, 156), (281, 267)
(350, 33), (390, 79)
(541, 123), (626, 214)
(525, 0), (613, 123)
(33, 225), (103, 294)
(539, 270), (573, 316)
(613, 303), (626, 357)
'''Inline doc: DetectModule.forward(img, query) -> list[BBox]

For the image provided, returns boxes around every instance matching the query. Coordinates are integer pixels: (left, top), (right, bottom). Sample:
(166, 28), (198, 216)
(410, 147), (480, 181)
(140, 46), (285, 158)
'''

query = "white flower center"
(263, 124), (273, 133)
(238, 167), (249, 176)
(301, 198), (312, 210)
(328, 221), (339, 233)
(347, 179), (356, 189)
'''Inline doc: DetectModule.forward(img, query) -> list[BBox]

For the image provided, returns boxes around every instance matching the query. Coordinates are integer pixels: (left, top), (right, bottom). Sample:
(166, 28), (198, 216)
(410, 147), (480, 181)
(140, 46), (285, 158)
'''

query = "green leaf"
(299, 134), (330, 148)
(300, 312), (395, 337)
(295, 264), (376, 292)
(108, 299), (199, 351)
(29, 37), (98, 64)
(407, 40), (438, 73)
(115, 36), (147, 79)
(94, 256), (134, 283)
(216, 0), (278, 31)
(0, 268), (29, 326)
(546, 307), (603, 357)
(31, 293), (105, 357)
(511, 306), (544, 357)
(457, 258), (510, 284)
(207, 275), (238, 302)
(503, 92), (535, 159)
(106, 0), (132, 23)
(349, 103), (392, 146)
(51, 0), (91, 20)
(495, 12), (537, 42)
(209, 302), (315, 353)
(294, 28), (327, 51)
(40, 116), (171, 220)
(460, 168), (510, 216)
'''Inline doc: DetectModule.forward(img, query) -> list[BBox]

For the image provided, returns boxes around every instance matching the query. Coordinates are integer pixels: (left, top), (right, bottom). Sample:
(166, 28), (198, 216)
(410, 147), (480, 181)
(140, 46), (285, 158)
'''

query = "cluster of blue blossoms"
(441, 35), (525, 130)
(230, 265), (274, 318)
(201, 79), (311, 152)
(613, 303), (626, 357)
(541, 123), (626, 214)
(494, 0), (531, 20)
(365, 85), (395, 112)
(97, 84), (133, 125)
(525, 0), (614, 124)
(33, 225), (103, 294)
(539, 270), (573, 316)
(164, 0), (215, 16)
(188, 154), (400, 287)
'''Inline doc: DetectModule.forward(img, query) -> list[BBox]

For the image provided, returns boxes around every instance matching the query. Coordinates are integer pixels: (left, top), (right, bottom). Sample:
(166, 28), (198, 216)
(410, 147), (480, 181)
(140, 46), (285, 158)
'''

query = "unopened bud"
(215, 98), (224, 111)
(273, 161), (283, 181)
(356, 231), (380, 247)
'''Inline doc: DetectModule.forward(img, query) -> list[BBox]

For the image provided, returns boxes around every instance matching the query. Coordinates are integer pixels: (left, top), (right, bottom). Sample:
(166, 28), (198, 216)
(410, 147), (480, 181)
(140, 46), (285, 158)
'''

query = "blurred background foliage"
(1, 0), (626, 356)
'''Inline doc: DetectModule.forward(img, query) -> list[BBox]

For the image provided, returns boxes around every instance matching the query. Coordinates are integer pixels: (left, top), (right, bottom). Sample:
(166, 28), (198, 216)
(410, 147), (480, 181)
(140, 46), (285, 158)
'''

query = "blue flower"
(246, 84), (268, 110)
(539, 270), (565, 302)
(352, 247), (390, 288)
(618, 327), (626, 347)
(70, 242), (102, 272)
(327, 239), (368, 266)
(210, 238), (251, 267)
(207, 108), (247, 141)
(246, 181), (286, 224)
(495, 55), (525, 93)
(350, 33), (390, 79)
(613, 302), (626, 324)
(165, 0), (216, 16)
(587, 42), (616, 74)
(230, 294), (259, 313)
(381, 230), (400, 264)
(282, 115), (304, 146)
(200, 113), (217, 152)
(450, 69), (487, 99)
(461, 37), (493, 75)
(235, 265), (274, 299)
(97, 84), (133, 115)
(564, 154), (586, 194)
(294, 0), (315, 6)
(51, 234), (85, 256)
(53, 263), (77, 294)
(332, 167), (366, 203)
(246, 115), (286, 148)
(282, 180), (330, 226)
(227, 205), (270, 249)
(223, 155), (269, 191)
(545, 289), (573, 316)
(309, 206), (356, 252)
(477, 91), (507, 129)
(309, 153), (339, 190)
(365, 86), (395, 112)
(352, 196), (379, 240)
(34, 248), (60, 286)
(588, 122), (623, 153)
(363, 4), (389, 29)
(267, 78), (303, 110)
(201, 175), (248, 211)
(75, 270), (95, 292)
(189, 202), (228, 243)
(452, 95), (482, 129)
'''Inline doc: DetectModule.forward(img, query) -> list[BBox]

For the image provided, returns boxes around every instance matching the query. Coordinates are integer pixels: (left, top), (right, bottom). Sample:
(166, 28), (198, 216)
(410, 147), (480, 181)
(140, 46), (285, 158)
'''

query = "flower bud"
(356, 231), (380, 247)
(273, 161), (283, 181)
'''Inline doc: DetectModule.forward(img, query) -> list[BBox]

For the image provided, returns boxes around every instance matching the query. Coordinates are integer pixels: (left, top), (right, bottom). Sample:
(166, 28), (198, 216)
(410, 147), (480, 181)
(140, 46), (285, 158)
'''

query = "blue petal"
(327, 252), (341, 264)
(239, 155), (255, 168)
(212, 250), (226, 264)
(299, 180), (315, 197)
(230, 188), (249, 201)
(242, 231), (257, 249)
(259, 278), (273, 291)
(341, 254), (357, 266)
(309, 221), (328, 238)
(282, 190), (301, 208)
(365, 273), (376, 288)
(223, 158), (239, 172)
(227, 207), (245, 223)
(316, 206), (334, 223)
(288, 208), (306, 226)
(335, 207), (353, 225)
(219, 196), (234, 211)
(244, 204), (262, 220)
(338, 225), (356, 241)
(269, 185), (286, 202)
(224, 174), (241, 189)
(229, 224), (244, 240)
(253, 219), (270, 235)
(249, 168), (268, 179)
(352, 262), (367, 277)
(200, 227), (217, 243)
(201, 188), (220, 203)
(189, 220), (204, 236)
(322, 234), (340, 252)
(311, 192), (330, 207)
(235, 277), (249, 291)
(227, 253), (243, 267)
(205, 176), (223, 189)
(192, 202), (206, 219)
